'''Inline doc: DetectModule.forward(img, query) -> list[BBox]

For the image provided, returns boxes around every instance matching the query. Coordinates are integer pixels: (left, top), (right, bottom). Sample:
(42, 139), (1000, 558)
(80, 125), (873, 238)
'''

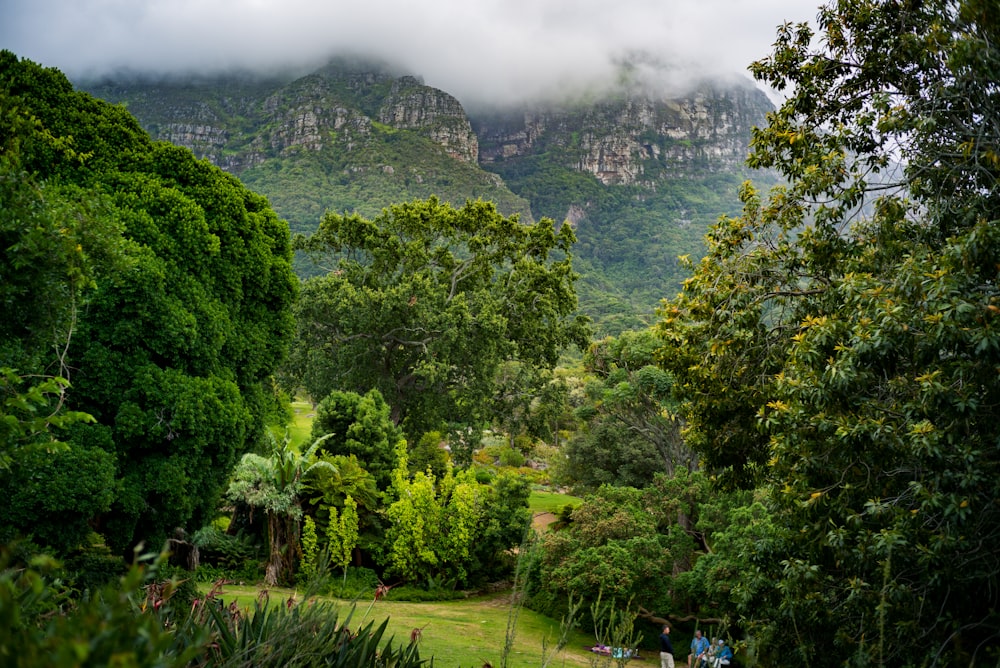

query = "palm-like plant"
(227, 433), (334, 586)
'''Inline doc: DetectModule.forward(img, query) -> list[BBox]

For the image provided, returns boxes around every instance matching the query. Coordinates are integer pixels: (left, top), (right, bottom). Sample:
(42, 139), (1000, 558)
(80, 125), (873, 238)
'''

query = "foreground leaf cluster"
(657, 0), (1000, 664)
(0, 547), (427, 667)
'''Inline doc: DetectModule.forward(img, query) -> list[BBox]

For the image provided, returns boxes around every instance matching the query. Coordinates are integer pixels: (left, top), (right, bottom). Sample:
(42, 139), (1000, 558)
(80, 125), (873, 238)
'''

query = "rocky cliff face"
(474, 79), (772, 186)
(88, 66), (769, 187)
(86, 65), (480, 173)
(378, 76), (479, 163)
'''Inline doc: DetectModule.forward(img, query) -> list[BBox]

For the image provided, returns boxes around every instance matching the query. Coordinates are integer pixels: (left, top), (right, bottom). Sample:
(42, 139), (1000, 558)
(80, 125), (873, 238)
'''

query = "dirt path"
(532, 511), (558, 532)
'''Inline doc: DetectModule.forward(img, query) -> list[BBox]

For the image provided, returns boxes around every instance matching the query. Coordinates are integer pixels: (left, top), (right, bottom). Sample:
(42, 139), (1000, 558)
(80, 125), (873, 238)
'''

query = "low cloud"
(2, 0), (815, 105)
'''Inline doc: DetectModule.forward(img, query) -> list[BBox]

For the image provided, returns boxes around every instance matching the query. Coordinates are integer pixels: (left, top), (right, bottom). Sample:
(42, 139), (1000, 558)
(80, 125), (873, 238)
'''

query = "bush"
(191, 590), (426, 667)
(191, 525), (262, 569)
(193, 561), (264, 585)
(472, 466), (494, 485)
(0, 444), (116, 554)
(512, 433), (535, 454)
(0, 546), (207, 668)
(153, 564), (200, 612)
(0, 543), (427, 667)
(62, 538), (125, 594)
(498, 446), (525, 468)
(326, 566), (381, 600)
(384, 585), (467, 602)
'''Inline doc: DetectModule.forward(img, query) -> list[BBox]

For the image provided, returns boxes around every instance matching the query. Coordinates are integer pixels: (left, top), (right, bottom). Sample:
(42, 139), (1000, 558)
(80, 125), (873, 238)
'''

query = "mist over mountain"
(3, 0), (811, 108)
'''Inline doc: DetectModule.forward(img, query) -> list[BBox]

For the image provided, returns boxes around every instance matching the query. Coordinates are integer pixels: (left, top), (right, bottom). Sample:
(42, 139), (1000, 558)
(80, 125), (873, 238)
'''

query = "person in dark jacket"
(659, 625), (675, 668)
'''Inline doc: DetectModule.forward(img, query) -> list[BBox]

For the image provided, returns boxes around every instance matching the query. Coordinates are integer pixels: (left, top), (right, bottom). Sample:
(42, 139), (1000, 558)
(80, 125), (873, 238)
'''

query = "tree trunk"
(265, 511), (297, 587)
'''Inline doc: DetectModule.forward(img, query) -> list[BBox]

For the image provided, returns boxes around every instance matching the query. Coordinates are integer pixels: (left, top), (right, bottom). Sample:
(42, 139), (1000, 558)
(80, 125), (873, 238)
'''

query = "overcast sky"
(2, 0), (818, 106)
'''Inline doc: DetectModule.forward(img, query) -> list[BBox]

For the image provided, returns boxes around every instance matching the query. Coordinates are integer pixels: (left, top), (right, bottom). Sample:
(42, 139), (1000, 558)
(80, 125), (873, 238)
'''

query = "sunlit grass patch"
(201, 583), (599, 667)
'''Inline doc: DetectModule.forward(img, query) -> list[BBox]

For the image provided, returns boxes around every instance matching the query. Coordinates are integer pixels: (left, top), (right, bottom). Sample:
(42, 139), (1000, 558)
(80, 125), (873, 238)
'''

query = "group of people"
(659, 627), (733, 668)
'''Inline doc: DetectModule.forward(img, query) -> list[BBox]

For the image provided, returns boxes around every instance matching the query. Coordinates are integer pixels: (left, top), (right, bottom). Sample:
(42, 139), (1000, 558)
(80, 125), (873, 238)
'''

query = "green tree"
(0, 441), (115, 553)
(302, 452), (384, 567)
(290, 196), (590, 460)
(299, 515), (320, 580)
(491, 363), (576, 449)
(0, 52), (298, 554)
(565, 329), (693, 491)
(0, 95), (123, 473)
(384, 443), (442, 583)
(531, 478), (707, 623)
(309, 388), (403, 491)
(383, 443), (529, 587)
(227, 435), (333, 586)
(327, 494), (360, 581)
(469, 472), (532, 582)
(586, 331), (690, 471)
(657, 0), (1000, 663)
(407, 430), (451, 480)
(561, 421), (663, 491)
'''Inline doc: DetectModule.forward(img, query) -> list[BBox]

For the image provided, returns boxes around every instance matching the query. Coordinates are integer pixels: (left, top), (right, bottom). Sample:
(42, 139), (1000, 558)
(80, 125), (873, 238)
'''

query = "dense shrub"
(0, 444), (115, 554)
(324, 566), (381, 600)
(497, 445), (525, 468)
(192, 525), (263, 571)
(193, 561), (264, 585)
(0, 544), (428, 667)
(62, 539), (126, 594)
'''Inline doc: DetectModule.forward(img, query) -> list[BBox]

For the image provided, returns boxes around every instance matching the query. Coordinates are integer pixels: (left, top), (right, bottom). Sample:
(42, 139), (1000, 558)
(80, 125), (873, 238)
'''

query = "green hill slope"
(83, 62), (777, 332)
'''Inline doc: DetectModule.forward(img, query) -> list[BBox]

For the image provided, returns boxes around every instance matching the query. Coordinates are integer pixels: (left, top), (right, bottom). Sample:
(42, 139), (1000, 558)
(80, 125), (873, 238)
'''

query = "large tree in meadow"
(0, 52), (297, 554)
(290, 196), (590, 459)
(658, 1), (1000, 664)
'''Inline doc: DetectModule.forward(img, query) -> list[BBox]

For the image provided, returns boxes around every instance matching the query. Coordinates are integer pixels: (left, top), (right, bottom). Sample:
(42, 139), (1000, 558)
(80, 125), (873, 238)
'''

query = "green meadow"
(209, 585), (612, 667)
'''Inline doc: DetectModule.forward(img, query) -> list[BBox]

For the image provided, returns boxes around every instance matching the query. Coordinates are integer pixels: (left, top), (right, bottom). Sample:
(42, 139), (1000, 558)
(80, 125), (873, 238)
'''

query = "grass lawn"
(283, 397), (315, 449)
(528, 489), (582, 515)
(208, 584), (612, 667)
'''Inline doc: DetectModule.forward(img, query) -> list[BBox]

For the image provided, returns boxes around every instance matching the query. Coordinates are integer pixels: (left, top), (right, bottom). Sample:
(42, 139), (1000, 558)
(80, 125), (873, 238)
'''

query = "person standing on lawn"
(660, 625), (675, 668)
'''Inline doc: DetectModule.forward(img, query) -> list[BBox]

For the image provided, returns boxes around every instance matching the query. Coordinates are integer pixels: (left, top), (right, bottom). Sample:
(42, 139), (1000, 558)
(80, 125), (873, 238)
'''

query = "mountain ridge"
(81, 59), (775, 333)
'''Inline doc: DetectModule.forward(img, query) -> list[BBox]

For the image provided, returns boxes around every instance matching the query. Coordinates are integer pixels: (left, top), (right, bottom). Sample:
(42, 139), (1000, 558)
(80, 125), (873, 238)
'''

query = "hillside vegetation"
(83, 61), (775, 333)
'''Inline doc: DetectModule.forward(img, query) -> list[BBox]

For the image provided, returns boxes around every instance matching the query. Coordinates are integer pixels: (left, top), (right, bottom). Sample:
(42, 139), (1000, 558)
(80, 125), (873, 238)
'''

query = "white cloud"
(1, 0), (817, 105)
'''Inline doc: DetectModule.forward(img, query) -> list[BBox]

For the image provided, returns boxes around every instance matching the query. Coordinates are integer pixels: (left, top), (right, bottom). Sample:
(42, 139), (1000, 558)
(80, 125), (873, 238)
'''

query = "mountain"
(82, 60), (774, 334)
(471, 78), (775, 331)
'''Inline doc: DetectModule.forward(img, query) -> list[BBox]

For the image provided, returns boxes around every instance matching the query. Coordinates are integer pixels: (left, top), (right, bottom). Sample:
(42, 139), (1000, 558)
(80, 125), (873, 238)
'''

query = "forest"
(2, 0), (999, 666)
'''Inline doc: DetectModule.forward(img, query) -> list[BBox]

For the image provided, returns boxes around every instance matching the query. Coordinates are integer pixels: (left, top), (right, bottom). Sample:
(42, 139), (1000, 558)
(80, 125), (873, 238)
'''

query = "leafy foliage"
(527, 472), (739, 635)
(310, 388), (404, 491)
(227, 435), (334, 586)
(564, 329), (693, 491)
(0, 545), (427, 667)
(0, 92), (117, 472)
(0, 442), (115, 554)
(0, 51), (297, 555)
(303, 452), (382, 563)
(657, 1), (1000, 663)
(385, 444), (531, 588)
(327, 495), (360, 579)
(290, 196), (590, 458)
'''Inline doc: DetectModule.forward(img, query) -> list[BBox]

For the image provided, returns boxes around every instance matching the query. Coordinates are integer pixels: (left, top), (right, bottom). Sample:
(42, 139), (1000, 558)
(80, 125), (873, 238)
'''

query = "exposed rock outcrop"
(474, 79), (772, 186)
(378, 76), (479, 163)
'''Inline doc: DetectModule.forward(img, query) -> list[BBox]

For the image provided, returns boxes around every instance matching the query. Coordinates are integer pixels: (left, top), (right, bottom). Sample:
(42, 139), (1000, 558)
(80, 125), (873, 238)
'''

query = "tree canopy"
(0, 52), (297, 554)
(657, 1), (1000, 663)
(565, 330), (691, 490)
(290, 196), (590, 458)
(309, 388), (403, 492)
